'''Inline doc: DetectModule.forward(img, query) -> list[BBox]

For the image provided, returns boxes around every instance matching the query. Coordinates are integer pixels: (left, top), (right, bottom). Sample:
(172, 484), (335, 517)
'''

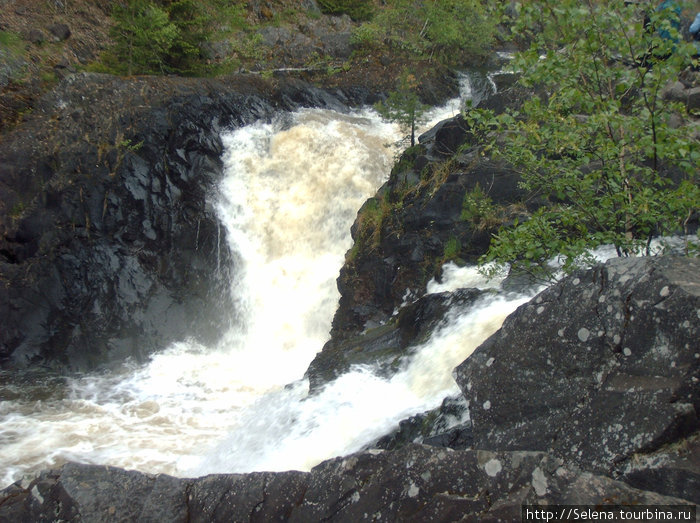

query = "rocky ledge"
(2, 255), (697, 520)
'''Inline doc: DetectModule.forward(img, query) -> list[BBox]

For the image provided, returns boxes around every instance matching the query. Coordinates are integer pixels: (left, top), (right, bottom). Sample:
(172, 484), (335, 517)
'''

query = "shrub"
(479, 0), (700, 280)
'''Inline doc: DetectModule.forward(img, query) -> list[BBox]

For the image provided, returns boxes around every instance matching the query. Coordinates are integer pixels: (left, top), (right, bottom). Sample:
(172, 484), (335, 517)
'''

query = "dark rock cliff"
(0, 72), (375, 371)
(2, 256), (697, 520)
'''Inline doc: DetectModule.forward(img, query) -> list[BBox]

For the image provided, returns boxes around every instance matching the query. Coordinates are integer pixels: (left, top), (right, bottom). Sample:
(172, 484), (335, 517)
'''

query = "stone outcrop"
(0, 72), (375, 371)
(455, 256), (700, 502)
(1, 446), (693, 522)
(371, 394), (473, 452)
(328, 121), (528, 345)
(306, 287), (488, 391)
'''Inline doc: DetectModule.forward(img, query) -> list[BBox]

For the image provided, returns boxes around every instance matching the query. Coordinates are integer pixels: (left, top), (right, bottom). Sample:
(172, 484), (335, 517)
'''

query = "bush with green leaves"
(461, 183), (497, 226)
(477, 0), (700, 281)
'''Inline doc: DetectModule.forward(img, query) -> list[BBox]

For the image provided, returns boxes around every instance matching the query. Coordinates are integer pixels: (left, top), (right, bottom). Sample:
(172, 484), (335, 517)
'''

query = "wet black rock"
(306, 288), (486, 392)
(47, 23), (71, 42)
(373, 395), (472, 451)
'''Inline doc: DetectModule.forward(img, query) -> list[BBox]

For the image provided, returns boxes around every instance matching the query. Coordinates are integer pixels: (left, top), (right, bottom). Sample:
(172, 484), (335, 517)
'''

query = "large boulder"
(454, 256), (700, 499)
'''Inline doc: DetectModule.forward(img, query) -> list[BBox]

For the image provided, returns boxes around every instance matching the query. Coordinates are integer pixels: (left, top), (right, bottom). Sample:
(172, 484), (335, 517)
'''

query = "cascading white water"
(192, 263), (535, 475)
(213, 109), (401, 386)
(0, 78), (537, 488)
(0, 106), (401, 486)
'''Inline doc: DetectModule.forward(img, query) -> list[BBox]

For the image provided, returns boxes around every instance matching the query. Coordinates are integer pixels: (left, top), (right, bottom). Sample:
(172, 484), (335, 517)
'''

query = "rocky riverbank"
(2, 255), (697, 520)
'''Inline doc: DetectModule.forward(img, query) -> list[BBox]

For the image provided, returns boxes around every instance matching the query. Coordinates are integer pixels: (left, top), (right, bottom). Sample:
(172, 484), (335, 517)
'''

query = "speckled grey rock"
(454, 256), (700, 480)
(1, 446), (694, 522)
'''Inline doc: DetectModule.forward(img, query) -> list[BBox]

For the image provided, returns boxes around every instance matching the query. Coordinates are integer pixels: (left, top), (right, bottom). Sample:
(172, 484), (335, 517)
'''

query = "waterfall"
(191, 266), (534, 474)
(0, 106), (401, 485)
(0, 82), (536, 488)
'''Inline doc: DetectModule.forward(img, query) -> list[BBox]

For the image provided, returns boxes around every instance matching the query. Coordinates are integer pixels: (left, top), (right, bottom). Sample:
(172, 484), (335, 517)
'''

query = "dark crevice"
(250, 475), (268, 522)
(0, 248), (19, 264)
(184, 481), (193, 523)
(319, 488), (360, 523)
(285, 479), (309, 520)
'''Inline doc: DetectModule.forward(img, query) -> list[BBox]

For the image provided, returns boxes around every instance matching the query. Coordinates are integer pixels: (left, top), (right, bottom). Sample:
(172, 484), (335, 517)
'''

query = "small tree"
(375, 71), (429, 147)
(110, 0), (178, 75)
(164, 0), (210, 74)
(317, 0), (374, 21)
(477, 0), (699, 280)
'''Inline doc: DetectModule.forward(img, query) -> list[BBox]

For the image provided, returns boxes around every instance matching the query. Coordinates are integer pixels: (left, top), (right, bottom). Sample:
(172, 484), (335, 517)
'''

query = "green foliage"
(0, 30), (27, 82)
(352, 0), (497, 65)
(375, 71), (429, 147)
(443, 235), (462, 262)
(10, 200), (26, 219)
(119, 138), (144, 152)
(0, 30), (23, 50)
(349, 22), (383, 50)
(479, 0), (700, 280)
(354, 197), (387, 251)
(104, 0), (248, 76)
(317, 0), (374, 21)
(164, 0), (211, 74)
(461, 183), (497, 226)
(108, 0), (179, 75)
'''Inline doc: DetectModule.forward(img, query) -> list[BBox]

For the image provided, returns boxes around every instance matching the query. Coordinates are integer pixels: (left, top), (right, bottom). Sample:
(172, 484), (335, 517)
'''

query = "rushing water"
(0, 79), (538, 487)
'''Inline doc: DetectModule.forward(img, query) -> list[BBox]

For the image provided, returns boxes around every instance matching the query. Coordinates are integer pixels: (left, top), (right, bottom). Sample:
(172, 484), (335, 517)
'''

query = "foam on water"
(0, 107), (402, 486)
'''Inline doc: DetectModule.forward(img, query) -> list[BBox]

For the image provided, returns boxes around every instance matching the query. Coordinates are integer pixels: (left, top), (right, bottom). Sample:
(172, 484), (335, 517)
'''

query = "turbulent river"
(0, 76), (536, 487)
